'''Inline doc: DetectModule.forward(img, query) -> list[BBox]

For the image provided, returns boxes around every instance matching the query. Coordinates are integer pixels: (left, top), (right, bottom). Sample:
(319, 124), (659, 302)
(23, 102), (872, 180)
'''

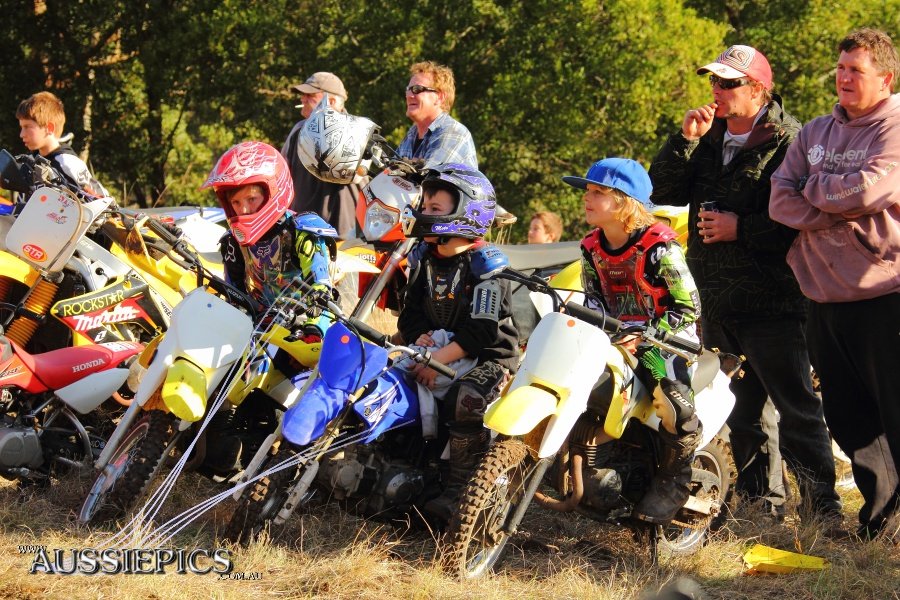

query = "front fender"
(484, 385), (558, 436)
(282, 378), (345, 446)
(162, 359), (207, 422)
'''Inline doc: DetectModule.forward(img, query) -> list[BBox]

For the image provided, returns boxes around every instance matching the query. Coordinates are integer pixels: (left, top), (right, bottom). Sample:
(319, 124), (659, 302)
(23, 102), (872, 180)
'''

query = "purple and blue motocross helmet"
(400, 163), (496, 240)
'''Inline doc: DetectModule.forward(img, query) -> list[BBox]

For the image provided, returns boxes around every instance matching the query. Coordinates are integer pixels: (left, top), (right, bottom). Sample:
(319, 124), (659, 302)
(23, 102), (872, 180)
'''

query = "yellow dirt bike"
(0, 150), (202, 357)
(444, 269), (740, 578)
(78, 220), (377, 524)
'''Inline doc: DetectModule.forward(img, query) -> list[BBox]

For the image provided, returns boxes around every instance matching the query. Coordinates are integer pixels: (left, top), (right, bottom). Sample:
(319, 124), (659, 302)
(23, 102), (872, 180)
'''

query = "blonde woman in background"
(527, 210), (563, 243)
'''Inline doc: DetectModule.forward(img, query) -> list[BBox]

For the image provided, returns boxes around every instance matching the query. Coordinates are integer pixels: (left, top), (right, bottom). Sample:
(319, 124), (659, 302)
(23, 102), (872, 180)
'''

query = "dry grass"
(2, 310), (896, 598)
(0, 468), (897, 600)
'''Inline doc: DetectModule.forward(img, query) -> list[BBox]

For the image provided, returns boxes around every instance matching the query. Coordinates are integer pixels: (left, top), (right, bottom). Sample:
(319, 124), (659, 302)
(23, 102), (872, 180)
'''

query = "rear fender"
(693, 370), (737, 449)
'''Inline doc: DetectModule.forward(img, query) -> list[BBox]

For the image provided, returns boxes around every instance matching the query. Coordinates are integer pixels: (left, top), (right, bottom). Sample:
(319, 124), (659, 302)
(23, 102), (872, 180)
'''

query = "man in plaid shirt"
(398, 60), (478, 169)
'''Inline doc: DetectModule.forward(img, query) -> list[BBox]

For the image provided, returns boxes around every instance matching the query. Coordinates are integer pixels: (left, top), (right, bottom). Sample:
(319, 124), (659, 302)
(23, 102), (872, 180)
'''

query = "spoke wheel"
(445, 439), (535, 579)
(659, 433), (735, 556)
(78, 410), (177, 524)
(223, 446), (300, 545)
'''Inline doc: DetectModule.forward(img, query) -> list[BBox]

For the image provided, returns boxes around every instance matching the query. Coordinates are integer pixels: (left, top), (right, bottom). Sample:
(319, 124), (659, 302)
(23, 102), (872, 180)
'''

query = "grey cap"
(290, 72), (348, 100)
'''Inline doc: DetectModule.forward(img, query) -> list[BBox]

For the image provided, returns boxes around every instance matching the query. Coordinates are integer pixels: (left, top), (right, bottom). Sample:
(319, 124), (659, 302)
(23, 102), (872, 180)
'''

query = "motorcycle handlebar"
(412, 349), (457, 379)
(346, 317), (388, 347)
(653, 328), (703, 355)
(564, 301), (702, 356)
(344, 318), (456, 379)
(144, 216), (183, 247)
(289, 278), (456, 379)
(564, 301), (624, 334)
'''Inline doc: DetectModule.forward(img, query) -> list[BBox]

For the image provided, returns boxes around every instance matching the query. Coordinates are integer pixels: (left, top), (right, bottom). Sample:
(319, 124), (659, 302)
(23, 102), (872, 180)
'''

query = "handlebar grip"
(346, 317), (389, 347)
(564, 301), (624, 334)
(657, 330), (703, 354)
(145, 216), (182, 246)
(425, 356), (456, 379)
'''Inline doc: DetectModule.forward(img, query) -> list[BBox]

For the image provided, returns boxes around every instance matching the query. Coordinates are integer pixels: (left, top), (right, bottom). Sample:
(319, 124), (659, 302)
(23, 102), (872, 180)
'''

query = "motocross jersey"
(221, 212), (337, 331)
(399, 240), (519, 371)
(581, 222), (700, 333)
(43, 144), (109, 198)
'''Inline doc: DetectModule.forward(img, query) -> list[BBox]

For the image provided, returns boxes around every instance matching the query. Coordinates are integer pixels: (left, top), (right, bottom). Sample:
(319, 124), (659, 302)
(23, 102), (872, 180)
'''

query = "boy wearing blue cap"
(563, 157), (702, 526)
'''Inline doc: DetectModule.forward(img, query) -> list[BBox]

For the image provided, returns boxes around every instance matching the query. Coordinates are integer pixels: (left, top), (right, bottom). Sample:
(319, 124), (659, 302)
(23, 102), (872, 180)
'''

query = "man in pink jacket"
(770, 28), (900, 542)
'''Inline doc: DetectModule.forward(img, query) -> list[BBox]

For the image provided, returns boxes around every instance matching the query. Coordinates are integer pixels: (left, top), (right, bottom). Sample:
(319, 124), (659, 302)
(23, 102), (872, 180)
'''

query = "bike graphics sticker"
(21, 244), (47, 262)
(51, 275), (167, 342)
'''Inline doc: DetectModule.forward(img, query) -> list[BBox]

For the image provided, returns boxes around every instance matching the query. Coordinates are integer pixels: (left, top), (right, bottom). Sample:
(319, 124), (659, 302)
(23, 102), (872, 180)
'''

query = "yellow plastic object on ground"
(742, 543), (829, 574)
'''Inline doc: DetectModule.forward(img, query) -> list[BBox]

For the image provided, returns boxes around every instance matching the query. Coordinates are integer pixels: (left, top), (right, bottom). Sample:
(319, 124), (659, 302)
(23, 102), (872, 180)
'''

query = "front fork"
(272, 420), (344, 526)
(502, 456), (553, 537)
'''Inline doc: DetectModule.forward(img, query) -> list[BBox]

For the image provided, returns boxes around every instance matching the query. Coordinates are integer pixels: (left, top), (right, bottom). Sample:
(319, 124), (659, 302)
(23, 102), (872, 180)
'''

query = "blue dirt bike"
(223, 286), (456, 544)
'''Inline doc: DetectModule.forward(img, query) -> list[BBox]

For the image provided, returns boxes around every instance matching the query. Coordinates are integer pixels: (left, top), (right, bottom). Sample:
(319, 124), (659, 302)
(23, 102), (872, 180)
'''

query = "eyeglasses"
(406, 84), (438, 95)
(709, 75), (753, 90)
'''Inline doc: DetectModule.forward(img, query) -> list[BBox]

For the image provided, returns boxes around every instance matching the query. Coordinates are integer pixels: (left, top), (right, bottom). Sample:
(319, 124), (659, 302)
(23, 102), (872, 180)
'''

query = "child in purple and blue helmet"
(564, 157), (702, 526)
(397, 163), (519, 523)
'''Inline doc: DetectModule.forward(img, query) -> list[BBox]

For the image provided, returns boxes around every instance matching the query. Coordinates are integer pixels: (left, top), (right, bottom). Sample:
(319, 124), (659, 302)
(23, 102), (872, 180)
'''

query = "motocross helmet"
(201, 141), (293, 246)
(297, 96), (376, 185)
(400, 163), (496, 240)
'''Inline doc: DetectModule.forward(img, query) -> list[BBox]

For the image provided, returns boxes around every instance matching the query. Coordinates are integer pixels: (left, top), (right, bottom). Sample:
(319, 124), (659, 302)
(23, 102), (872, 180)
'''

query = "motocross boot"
(423, 429), (488, 524)
(632, 426), (703, 525)
(633, 378), (702, 525)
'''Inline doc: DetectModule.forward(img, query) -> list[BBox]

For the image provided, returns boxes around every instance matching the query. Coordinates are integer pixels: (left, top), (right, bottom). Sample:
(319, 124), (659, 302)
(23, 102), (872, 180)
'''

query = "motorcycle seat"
(13, 340), (141, 391)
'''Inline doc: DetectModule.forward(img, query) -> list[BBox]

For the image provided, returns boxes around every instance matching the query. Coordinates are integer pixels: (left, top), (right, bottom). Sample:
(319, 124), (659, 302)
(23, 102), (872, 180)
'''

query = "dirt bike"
(0, 330), (142, 485)
(76, 220), (337, 524)
(222, 281), (457, 544)
(443, 269), (741, 579)
(0, 150), (198, 355)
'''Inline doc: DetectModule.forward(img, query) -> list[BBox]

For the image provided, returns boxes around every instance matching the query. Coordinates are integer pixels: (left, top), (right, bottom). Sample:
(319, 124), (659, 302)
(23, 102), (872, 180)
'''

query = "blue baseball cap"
(562, 157), (653, 204)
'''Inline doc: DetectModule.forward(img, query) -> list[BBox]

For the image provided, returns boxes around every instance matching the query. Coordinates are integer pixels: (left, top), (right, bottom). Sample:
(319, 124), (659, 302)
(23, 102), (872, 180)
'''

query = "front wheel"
(444, 439), (535, 579)
(78, 409), (178, 525)
(658, 433), (736, 556)
(222, 446), (300, 545)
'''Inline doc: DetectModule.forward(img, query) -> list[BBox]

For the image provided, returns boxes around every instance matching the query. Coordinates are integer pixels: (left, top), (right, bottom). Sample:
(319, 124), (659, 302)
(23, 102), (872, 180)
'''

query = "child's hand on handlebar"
(412, 363), (438, 389)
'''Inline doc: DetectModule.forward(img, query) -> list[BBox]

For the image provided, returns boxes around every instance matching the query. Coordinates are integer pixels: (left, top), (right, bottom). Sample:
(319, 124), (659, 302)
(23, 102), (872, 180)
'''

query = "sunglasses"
(708, 75), (753, 90)
(406, 84), (438, 95)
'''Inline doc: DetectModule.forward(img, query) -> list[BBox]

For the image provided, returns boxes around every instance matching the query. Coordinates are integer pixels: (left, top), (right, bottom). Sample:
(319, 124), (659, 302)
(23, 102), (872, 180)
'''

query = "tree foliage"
(0, 0), (895, 240)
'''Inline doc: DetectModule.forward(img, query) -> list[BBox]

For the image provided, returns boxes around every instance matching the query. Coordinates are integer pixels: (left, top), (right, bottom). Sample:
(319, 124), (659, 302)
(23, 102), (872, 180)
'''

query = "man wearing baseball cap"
(282, 71), (358, 239)
(649, 45), (842, 529)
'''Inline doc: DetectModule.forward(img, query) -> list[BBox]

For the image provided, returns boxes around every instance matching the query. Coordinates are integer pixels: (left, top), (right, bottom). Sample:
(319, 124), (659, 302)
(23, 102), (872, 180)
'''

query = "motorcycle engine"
(0, 422), (43, 469)
(318, 446), (425, 515)
(568, 414), (654, 514)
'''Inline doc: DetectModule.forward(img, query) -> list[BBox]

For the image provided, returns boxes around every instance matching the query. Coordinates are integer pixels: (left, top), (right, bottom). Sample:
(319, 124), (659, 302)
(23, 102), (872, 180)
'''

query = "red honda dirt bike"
(0, 334), (142, 485)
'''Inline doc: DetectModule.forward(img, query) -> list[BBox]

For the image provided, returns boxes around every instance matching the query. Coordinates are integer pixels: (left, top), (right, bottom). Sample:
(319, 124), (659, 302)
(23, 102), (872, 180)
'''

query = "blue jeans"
(702, 316), (839, 512)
